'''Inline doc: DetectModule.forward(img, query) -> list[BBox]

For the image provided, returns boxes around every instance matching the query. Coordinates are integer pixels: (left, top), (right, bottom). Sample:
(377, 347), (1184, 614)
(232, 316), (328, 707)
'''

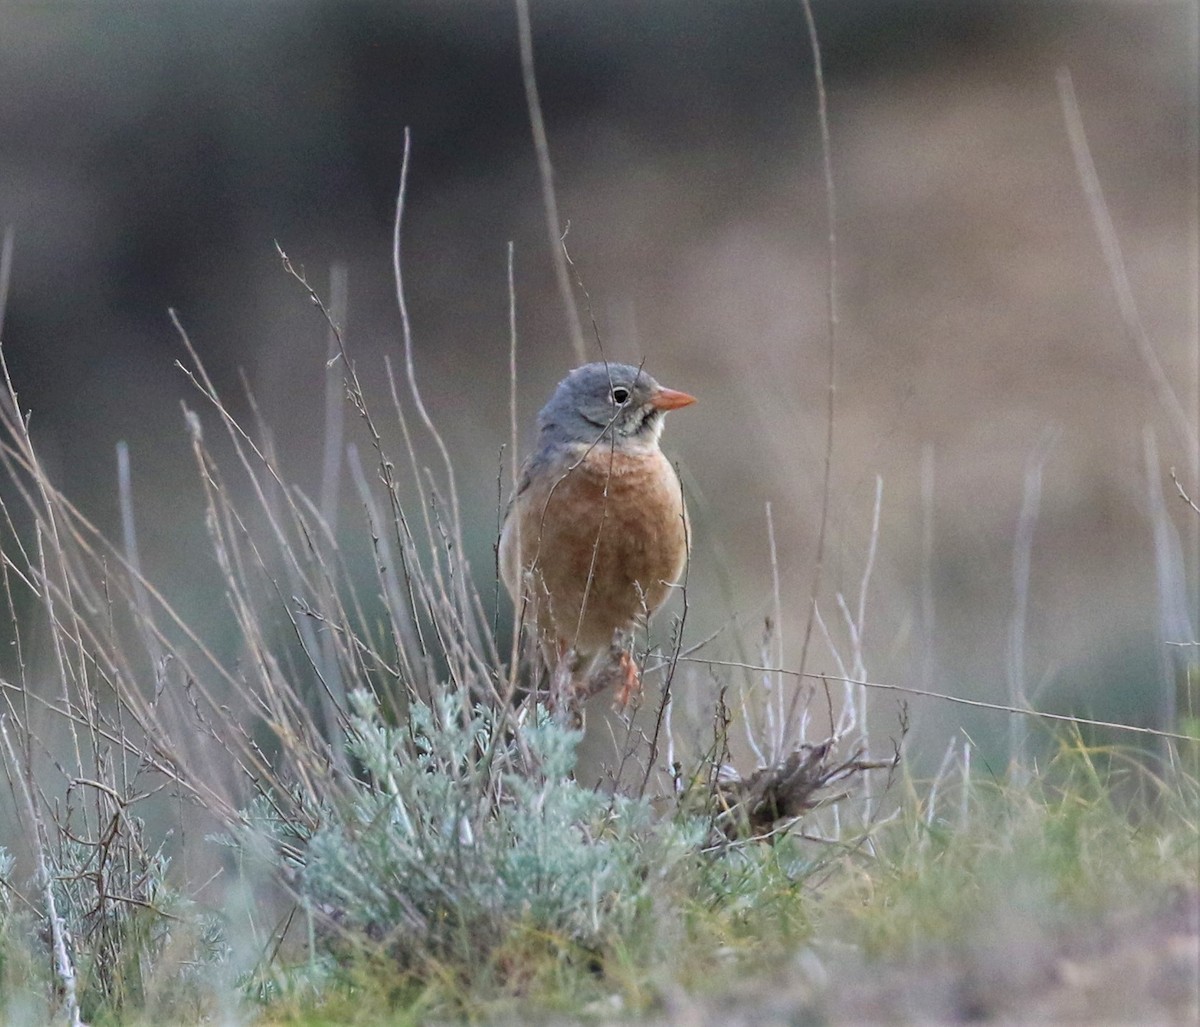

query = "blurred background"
(1, 0), (1197, 770)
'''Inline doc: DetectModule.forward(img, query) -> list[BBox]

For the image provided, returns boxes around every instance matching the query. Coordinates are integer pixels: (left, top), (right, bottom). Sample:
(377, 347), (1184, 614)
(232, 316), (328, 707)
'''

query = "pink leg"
(613, 650), (642, 709)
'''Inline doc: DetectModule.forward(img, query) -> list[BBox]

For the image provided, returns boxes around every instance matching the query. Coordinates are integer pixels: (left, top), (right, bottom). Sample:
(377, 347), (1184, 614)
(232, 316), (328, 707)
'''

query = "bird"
(499, 362), (695, 712)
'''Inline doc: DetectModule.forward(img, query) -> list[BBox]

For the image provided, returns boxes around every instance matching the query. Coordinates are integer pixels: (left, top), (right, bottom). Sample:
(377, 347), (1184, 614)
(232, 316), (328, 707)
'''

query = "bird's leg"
(581, 628), (640, 710)
(613, 650), (642, 710)
(550, 642), (586, 729)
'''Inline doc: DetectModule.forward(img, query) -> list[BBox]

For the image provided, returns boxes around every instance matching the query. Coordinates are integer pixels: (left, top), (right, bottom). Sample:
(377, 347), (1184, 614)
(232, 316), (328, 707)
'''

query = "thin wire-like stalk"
(684, 656), (1198, 744)
(920, 443), (936, 694)
(854, 476), (882, 657)
(792, 0), (839, 733)
(1058, 67), (1195, 458)
(116, 441), (164, 673)
(740, 667), (769, 769)
(319, 262), (349, 533)
(505, 240), (524, 696)
(1187, 4), (1200, 664)
(925, 734), (960, 828)
(34, 521), (85, 774)
(765, 501), (785, 762)
(814, 602), (851, 737)
(1062, 60), (1199, 724)
(0, 226), (13, 342)
(1007, 434), (1055, 782)
(391, 129), (478, 653)
(832, 477), (881, 739)
(514, 0), (586, 364)
(637, 471), (692, 800)
(959, 741), (971, 829)
(1144, 427), (1189, 761)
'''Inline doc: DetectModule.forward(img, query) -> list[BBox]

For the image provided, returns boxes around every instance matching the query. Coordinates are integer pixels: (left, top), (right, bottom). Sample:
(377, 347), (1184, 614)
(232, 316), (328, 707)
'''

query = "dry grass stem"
(514, 0), (586, 363)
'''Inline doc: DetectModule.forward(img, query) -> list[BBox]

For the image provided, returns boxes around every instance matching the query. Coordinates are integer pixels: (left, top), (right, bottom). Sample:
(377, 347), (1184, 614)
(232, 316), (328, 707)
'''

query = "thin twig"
(1171, 466), (1200, 517)
(792, 0), (839, 732)
(392, 128), (476, 645)
(0, 226), (13, 342)
(319, 261), (349, 533)
(514, 0), (586, 363)
(1057, 67), (1196, 456)
(1007, 430), (1058, 779)
(765, 501), (785, 762)
(637, 469), (692, 799)
(920, 443), (936, 693)
(1144, 428), (1189, 752)
(506, 240), (523, 694)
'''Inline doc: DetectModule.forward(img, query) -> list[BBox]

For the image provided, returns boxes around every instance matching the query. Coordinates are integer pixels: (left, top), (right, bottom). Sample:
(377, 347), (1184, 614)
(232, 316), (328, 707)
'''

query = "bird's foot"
(598, 629), (641, 710)
(612, 650), (642, 710)
(565, 634), (642, 710)
(549, 646), (587, 729)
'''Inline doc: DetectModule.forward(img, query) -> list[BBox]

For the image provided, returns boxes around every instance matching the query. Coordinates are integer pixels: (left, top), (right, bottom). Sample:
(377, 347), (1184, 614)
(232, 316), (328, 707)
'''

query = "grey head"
(535, 362), (696, 450)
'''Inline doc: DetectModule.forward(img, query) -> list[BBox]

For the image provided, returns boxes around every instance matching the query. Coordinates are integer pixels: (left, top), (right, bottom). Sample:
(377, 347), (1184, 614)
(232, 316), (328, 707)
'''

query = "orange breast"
(512, 444), (689, 655)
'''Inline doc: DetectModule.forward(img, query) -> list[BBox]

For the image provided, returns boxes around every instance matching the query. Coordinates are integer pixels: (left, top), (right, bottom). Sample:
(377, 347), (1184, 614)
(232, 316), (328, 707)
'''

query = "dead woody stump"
(704, 741), (898, 841)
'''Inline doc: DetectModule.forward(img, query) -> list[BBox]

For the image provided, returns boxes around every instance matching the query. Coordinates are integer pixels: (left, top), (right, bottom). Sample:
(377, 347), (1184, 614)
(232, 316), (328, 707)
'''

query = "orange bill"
(650, 386), (697, 411)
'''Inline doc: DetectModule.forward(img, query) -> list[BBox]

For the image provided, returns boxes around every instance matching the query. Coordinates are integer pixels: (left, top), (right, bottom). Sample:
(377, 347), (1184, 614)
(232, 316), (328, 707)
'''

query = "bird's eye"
(611, 387), (630, 405)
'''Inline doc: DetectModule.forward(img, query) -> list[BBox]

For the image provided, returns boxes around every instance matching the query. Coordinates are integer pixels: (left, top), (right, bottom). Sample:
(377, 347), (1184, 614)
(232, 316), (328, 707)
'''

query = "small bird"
(499, 362), (695, 710)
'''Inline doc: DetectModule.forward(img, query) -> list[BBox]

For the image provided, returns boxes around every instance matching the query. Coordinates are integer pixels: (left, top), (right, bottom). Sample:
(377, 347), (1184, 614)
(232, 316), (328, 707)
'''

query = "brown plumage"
(499, 362), (695, 707)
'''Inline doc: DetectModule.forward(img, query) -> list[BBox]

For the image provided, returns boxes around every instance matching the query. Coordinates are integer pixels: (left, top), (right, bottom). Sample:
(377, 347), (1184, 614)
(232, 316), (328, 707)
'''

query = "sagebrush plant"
(252, 689), (706, 970)
(45, 834), (226, 1019)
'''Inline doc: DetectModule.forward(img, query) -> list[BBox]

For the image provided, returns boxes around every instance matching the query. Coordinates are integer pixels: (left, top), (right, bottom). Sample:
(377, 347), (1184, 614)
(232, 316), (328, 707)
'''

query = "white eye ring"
(611, 386), (630, 405)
